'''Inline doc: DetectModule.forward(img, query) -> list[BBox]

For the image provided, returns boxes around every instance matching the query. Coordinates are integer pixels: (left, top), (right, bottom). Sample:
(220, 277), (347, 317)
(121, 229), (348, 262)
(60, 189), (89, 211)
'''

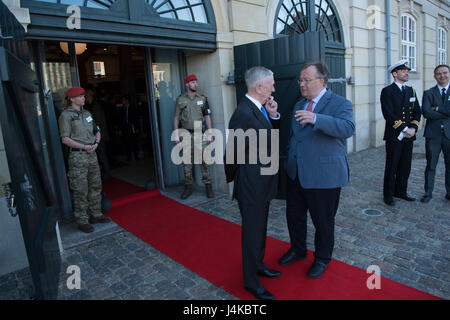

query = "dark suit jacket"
(121, 104), (138, 135)
(380, 83), (421, 141)
(224, 96), (280, 204)
(422, 85), (450, 139)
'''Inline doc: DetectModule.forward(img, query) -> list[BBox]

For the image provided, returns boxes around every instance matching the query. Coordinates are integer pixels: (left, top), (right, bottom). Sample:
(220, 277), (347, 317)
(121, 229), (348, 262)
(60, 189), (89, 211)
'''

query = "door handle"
(2, 182), (17, 217)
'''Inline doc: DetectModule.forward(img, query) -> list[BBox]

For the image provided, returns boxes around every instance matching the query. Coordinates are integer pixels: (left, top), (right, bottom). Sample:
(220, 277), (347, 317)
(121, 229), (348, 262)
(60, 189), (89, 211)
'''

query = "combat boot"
(205, 184), (214, 198)
(180, 184), (193, 199)
(90, 215), (112, 224)
(78, 223), (94, 233)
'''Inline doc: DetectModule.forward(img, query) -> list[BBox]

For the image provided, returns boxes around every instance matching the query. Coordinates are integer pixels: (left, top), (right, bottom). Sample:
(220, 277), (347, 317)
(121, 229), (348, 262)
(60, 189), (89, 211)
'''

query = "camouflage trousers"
(68, 151), (103, 225)
(182, 132), (212, 185)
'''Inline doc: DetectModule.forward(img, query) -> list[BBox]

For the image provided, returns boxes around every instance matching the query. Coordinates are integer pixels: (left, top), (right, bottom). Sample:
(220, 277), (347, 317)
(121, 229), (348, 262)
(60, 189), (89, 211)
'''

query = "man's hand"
(206, 135), (214, 145)
(403, 127), (416, 138)
(264, 96), (278, 117)
(295, 110), (316, 127)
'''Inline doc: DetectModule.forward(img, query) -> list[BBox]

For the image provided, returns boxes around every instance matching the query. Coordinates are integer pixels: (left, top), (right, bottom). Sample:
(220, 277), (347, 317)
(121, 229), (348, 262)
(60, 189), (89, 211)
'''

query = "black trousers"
(96, 140), (110, 181)
(286, 175), (341, 264)
(424, 131), (450, 195)
(238, 200), (270, 290)
(383, 140), (413, 200)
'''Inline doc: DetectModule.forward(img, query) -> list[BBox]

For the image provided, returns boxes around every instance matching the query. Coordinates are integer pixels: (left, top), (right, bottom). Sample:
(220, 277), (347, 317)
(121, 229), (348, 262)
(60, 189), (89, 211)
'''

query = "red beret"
(66, 87), (85, 98)
(184, 74), (198, 83)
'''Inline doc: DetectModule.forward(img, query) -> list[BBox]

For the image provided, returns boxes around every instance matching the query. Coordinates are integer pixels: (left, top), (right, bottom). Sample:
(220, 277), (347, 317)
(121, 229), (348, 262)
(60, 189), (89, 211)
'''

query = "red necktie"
(306, 100), (313, 112)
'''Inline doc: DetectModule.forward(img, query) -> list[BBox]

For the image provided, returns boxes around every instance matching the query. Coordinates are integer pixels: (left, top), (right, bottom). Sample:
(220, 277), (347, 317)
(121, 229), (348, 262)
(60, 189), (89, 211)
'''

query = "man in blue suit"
(279, 61), (355, 279)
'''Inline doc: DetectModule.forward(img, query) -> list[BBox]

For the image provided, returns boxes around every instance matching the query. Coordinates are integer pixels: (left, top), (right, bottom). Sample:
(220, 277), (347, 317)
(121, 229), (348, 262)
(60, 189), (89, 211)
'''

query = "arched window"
(148, 0), (208, 23)
(438, 28), (447, 65)
(401, 14), (417, 71)
(275, 0), (343, 44)
(32, 0), (209, 23)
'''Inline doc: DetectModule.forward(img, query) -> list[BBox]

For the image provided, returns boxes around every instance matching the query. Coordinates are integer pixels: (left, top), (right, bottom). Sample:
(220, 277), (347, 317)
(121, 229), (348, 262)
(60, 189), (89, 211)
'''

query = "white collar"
(395, 82), (406, 91)
(437, 83), (449, 92)
(245, 94), (263, 111)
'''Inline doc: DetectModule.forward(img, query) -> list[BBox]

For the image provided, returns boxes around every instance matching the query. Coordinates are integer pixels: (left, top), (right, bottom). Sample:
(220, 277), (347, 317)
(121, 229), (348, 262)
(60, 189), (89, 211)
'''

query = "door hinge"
(2, 182), (17, 217)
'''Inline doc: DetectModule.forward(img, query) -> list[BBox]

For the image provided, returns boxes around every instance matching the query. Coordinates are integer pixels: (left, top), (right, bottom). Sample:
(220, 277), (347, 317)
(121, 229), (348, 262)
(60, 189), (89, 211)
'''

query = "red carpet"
(102, 177), (146, 200)
(105, 183), (442, 300)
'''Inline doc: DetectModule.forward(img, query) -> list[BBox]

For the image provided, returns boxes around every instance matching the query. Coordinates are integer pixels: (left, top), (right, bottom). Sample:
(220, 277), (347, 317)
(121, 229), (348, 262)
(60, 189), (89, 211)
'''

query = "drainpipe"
(386, 0), (391, 84)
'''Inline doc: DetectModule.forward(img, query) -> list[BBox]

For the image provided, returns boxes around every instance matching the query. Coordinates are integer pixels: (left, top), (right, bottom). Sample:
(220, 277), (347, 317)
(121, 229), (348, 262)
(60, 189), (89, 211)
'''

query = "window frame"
(401, 14), (417, 71)
(438, 27), (447, 65)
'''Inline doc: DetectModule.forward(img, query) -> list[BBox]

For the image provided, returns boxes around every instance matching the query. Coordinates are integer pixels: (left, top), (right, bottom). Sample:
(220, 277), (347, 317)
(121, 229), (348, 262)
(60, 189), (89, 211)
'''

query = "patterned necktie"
(306, 100), (313, 112)
(261, 106), (270, 123)
(442, 88), (447, 104)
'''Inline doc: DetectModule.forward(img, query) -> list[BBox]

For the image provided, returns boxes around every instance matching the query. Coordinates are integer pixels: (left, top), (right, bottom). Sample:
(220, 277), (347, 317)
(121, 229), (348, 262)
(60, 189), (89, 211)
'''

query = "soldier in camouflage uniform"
(59, 87), (111, 233)
(173, 74), (214, 199)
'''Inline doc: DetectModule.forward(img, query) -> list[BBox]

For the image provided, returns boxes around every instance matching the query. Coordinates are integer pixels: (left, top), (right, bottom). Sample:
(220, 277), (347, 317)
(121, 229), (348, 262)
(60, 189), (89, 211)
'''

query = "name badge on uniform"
(86, 116), (93, 123)
(197, 101), (203, 106)
(409, 97), (416, 103)
(448, 96), (450, 101)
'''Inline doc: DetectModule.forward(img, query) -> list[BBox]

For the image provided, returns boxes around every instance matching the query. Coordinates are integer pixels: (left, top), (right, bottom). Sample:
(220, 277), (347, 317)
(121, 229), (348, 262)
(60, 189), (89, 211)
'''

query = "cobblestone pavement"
(1, 134), (449, 300)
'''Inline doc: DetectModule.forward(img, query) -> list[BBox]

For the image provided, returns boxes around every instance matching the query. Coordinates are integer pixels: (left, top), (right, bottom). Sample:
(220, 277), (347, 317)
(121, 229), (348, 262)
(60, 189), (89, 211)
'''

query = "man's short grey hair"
(245, 66), (274, 90)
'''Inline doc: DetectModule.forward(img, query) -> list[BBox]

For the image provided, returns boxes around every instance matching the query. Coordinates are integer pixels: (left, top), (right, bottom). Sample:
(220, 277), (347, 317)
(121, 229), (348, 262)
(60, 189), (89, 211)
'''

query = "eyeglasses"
(297, 78), (322, 84)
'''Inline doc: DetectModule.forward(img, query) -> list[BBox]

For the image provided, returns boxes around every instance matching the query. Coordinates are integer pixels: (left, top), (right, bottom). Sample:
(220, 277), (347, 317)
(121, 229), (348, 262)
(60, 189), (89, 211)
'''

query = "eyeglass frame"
(297, 77), (324, 84)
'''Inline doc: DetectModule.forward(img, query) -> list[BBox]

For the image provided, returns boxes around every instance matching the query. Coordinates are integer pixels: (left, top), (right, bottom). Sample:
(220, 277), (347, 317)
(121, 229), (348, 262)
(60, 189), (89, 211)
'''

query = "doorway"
(76, 43), (155, 188)
(37, 41), (187, 197)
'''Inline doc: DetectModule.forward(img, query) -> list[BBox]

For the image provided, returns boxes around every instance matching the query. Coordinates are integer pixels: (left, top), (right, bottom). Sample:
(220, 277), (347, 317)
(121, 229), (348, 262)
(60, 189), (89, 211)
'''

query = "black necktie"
(442, 88), (447, 104)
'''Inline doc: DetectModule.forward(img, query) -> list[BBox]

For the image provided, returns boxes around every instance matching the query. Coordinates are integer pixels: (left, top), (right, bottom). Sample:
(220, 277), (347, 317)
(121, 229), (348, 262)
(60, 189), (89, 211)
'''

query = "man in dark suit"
(421, 64), (450, 202)
(380, 59), (421, 206)
(280, 61), (355, 279)
(120, 95), (139, 161)
(224, 66), (281, 300)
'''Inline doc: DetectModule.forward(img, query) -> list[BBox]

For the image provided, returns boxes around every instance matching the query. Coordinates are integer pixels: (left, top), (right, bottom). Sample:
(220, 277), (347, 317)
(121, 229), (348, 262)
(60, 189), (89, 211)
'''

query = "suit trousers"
(383, 140), (413, 199)
(238, 200), (270, 289)
(286, 175), (341, 264)
(424, 131), (450, 195)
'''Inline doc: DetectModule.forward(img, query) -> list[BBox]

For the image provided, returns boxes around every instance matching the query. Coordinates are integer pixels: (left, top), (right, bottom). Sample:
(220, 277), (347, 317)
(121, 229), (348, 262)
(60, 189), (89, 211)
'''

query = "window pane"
(172, 0), (189, 7)
(176, 8), (193, 21)
(150, 0), (208, 23)
(61, 0), (85, 6)
(191, 5), (207, 23)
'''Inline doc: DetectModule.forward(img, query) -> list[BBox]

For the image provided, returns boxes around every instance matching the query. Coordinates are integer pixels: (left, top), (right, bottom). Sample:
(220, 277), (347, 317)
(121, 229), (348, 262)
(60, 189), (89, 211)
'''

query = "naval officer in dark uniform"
(380, 59), (421, 206)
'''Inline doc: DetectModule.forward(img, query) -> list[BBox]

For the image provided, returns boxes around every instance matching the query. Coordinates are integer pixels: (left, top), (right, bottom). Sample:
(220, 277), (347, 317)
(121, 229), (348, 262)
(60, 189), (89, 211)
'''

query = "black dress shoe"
(278, 250), (307, 266)
(394, 194), (415, 201)
(420, 194), (432, 203)
(244, 286), (274, 300)
(257, 268), (281, 278)
(383, 198), (395, 206)
(307, 260), (328, 279)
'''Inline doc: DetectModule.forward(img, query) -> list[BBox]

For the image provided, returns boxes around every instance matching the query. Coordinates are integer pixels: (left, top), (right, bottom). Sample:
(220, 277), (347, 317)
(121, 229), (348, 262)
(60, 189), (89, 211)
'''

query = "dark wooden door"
(233, 32), (325, 199)
(0, 2), (61, 299)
